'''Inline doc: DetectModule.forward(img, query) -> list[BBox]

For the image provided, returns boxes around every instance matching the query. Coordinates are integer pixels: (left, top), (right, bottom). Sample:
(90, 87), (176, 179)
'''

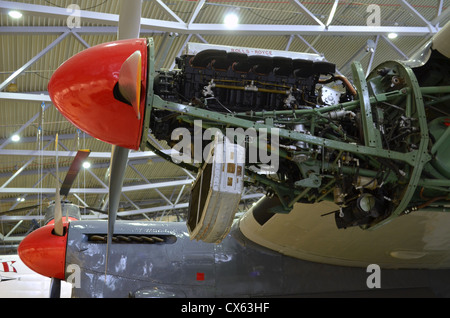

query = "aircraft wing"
(239, 198), (450, 269)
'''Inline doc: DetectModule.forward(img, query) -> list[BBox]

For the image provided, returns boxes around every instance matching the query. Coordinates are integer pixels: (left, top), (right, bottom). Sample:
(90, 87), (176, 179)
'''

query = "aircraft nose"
(47, 38), (148, 150)
(18, 224), (67, 280)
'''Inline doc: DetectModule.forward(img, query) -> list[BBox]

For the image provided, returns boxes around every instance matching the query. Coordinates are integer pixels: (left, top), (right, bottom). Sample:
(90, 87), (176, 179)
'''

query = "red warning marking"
(196, 272), (205, 281)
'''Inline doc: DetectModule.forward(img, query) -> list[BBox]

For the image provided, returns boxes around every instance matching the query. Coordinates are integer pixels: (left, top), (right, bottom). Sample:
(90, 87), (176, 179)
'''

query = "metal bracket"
(150, 94), (417, 166)
(351, 61), (382, 148)
(139, 38), (155, 151)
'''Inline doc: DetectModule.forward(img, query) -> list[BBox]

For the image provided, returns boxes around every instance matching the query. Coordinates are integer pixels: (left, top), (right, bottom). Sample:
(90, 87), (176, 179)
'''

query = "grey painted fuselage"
(65, 220), (450, 297)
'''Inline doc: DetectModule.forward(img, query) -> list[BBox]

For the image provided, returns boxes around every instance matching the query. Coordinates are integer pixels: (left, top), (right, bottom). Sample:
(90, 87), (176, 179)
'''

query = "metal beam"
(0, 24), (439, 37)
(0, 26), (163, 35)
(170, 34), (193, 69)
(91, 193), (262, 218)
(154, 32), (178, 69)
(146, 133), (196, 180)
(0, 1), (119, 25)
(0, 132), (92, 146)
(326, 0), (339, 27)
(195, 34), (208, 44)
(0, 31), (70, 91)
(4, 220), (24, 239)
(0, 149), (173, 159)
(285, 35), (294, 51)
(296, 34), (343, 75)
(366, 35), (380, 77)
(430, 3), (450, 27)
(296, 34), (321, 55)
(0, 234), (27, 241)
(0, 150), (190, 177)
(128, 163), (175, 206)
(187, 0), (206, 26)
(0, 158), (148, 179)
(0, 179), (193, 194)
(0, 92), (51, 101)
(381, 35), (409, 60)
(70, 31), (90, 48)
(398, 0), (434, 31)
(155, 0), (185, 24)
(340, 39), (376, 76)
(0, 103), (50, 150)
(0, 2), (439, 36)
(0, 192), (264, 223)
(289, 0), (325, 27)
(85, 169), (108, 189)
(0, 203), (189, 222)
(2, 172), (48, 207)
(185, 24), (437, 36)
(1, 158), (37, 189)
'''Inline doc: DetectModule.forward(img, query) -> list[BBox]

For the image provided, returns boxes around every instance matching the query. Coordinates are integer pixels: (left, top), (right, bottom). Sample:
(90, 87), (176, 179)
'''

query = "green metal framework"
(142, 39), (450, 230)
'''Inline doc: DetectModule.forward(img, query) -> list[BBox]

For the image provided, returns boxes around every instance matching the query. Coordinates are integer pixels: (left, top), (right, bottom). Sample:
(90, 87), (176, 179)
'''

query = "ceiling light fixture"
(11, 134), (20, 142)
(388, 32), (398, 39)
(224, 11), (239, 29)
(82, 161), (91, 169)
(8, 10), (23, 19)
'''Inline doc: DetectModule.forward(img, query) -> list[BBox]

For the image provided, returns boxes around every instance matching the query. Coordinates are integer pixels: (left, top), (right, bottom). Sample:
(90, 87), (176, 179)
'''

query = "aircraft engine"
(149, 39), (450, 231)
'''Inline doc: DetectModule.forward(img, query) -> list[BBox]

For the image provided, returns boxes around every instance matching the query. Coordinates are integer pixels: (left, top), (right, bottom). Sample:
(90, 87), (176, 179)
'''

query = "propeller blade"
(105, 145), (129, 271)
(60, 149), (90, 197)
(117, 0), (142, 40)
(0, 204), (40, 215)
(104, 0), (141, 278)
(118, 50), (142, 120)
(24, 219), (40, 235)
(76, 205), (124, 219)
(53, 189), (64, 236)
(1, 149), (90, 219)
(49, 277), (61, 298)
(53, 134), (64, 236)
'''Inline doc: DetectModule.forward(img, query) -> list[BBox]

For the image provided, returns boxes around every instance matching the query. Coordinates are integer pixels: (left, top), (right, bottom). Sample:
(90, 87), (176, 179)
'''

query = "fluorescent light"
(224, 12), (239, 29)
(82, 161), (91, 169)
(388, 33), (398, 39)
(11, 134), (20, 142)
(8, 10), (23, 19)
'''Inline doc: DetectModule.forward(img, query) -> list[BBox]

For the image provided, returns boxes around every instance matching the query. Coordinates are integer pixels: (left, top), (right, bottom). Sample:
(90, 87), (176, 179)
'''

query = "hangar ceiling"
(0, 0), (448, 244)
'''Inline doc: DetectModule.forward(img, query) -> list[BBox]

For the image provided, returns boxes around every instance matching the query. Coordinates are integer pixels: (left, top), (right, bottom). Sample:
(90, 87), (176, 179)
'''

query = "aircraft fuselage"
(65, 220), (450, 297)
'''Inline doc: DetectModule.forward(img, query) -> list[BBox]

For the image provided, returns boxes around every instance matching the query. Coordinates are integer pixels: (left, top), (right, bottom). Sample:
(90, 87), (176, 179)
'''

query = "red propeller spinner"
(18, 149), (89, 281)
(48, 38), (148, 150)
(18, 222), (69, 280)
